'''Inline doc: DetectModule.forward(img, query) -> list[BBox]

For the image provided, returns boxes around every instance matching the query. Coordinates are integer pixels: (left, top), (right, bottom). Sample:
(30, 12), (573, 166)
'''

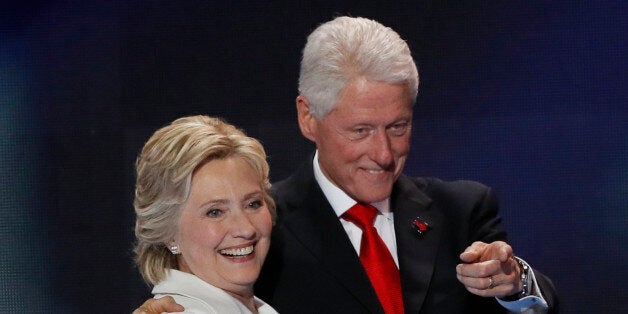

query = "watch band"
(514, 256), (531, 298)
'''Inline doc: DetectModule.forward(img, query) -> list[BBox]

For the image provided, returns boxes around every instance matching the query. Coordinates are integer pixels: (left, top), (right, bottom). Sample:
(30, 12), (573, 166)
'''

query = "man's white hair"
(298, 16), (419, 119)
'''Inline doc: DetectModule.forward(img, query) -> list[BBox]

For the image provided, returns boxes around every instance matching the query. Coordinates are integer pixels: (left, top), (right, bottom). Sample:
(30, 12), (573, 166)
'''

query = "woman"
(133, 115), (278, 314)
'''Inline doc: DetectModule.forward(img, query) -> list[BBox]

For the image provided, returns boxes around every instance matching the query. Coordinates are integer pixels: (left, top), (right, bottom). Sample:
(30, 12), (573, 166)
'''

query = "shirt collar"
(312, 150), (390, 217)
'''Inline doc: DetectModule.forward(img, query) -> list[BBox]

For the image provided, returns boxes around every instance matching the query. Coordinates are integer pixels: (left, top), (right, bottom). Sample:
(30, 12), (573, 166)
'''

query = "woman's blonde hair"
(133, 115), (275, 286)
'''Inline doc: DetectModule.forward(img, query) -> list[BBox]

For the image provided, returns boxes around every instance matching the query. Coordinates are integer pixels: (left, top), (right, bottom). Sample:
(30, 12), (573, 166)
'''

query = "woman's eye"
(206, 209), (222, 218)
(248, 200), (263, 209)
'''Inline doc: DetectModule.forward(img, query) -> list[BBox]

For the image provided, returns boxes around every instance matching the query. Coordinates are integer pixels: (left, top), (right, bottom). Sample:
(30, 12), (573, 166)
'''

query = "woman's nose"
(229, 211), (256, 239)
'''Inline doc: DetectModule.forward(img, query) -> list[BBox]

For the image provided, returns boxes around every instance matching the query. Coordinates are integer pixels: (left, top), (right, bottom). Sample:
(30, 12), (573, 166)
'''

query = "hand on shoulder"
(133, 296), (184, 314)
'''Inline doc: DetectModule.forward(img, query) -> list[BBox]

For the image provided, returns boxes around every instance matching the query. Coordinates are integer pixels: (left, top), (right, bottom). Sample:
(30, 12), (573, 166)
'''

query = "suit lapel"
(392, 175), (444, 313)
(280, 161), (384, 313)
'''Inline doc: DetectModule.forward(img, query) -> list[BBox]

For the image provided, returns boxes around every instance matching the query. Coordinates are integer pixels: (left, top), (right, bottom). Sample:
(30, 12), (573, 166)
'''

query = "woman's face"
(175, 156), (272, 297)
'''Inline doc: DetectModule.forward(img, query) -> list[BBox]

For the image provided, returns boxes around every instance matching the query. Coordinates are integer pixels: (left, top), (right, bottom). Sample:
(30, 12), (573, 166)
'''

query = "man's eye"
(206, 209), (222, 218)
(388, 123), (409, 136)
(347, 127), (372, 140)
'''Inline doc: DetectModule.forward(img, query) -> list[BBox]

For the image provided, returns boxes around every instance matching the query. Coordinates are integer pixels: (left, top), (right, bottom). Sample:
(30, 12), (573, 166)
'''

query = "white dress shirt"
(312, 151), (399, 267)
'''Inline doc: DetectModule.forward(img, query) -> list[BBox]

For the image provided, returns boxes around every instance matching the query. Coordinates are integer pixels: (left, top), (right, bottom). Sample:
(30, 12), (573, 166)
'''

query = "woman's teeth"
(219, 246), (254, 256)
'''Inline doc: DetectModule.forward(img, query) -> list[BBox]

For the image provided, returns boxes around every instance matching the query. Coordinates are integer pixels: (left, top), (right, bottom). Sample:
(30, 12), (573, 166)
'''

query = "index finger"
(459, 241), (488, 262)
(487, 241), (514, 262)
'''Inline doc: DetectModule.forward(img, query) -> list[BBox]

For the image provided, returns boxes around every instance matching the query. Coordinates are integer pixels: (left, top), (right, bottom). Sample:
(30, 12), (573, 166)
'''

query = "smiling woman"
(133, 115), (278, 314)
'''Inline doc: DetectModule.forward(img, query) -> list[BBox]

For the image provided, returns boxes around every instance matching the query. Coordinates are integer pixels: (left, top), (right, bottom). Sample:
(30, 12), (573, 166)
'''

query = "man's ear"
(296, 95), (318, 143)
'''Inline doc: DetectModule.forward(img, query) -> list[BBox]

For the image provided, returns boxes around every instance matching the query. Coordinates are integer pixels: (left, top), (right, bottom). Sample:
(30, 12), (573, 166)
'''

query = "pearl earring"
(169, 245), (181, 255)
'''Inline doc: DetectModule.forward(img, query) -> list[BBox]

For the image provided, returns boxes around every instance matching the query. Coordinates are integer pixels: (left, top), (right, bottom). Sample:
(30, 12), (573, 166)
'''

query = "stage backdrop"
(1, 1), (626, 313)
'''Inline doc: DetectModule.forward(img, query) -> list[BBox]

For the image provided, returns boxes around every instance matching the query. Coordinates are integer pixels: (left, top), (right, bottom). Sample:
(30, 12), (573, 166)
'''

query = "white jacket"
(152, 269), (279, 314)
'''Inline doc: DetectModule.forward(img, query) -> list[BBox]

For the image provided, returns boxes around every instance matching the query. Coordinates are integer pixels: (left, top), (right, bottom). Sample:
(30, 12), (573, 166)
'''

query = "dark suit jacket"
(255, 156), (558, 313)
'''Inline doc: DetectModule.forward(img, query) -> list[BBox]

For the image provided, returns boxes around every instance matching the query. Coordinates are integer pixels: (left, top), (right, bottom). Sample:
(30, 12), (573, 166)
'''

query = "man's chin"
(352, 187), (393, 204)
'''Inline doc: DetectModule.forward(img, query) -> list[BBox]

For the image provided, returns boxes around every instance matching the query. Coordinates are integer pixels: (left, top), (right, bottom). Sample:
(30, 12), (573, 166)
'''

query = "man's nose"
(370, 130), (394, 167)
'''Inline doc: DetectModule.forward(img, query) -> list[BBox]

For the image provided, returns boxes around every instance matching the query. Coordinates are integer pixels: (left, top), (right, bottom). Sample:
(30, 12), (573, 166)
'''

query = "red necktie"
(342, 203), (405, 314)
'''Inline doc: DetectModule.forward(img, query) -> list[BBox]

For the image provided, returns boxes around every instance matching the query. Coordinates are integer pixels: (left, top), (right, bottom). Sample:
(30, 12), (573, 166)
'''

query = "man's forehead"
(323, 103), (413, 125)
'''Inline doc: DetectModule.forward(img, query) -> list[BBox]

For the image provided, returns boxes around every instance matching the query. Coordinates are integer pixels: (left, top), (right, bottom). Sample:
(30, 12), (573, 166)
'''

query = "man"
(136, 16), (558, 313)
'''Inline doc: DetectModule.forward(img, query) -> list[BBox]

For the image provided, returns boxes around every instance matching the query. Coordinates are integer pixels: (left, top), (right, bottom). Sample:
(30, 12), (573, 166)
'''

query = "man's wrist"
(501, 256), (531, 301)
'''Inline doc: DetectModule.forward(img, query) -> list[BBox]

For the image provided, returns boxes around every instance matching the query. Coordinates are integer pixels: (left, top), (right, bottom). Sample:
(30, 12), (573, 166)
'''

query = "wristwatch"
(514, 256), (531, 298)
(501, 256), (532, 301)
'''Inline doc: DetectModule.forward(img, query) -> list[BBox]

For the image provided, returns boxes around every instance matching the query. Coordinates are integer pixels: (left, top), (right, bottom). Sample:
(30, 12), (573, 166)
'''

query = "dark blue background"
(1, 1), (626, 313)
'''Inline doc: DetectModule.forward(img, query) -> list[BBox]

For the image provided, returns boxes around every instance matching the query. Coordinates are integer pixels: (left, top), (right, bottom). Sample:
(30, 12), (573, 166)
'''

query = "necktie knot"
(342, 203), (378, 230)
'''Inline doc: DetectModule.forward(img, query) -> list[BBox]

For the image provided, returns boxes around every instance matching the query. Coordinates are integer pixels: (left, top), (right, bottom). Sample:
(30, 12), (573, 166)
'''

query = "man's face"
(307, 79), (413, 203)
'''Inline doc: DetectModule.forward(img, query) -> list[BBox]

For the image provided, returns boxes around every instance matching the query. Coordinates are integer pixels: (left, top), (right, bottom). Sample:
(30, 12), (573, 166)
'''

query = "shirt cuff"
(496, 257), (548, 313)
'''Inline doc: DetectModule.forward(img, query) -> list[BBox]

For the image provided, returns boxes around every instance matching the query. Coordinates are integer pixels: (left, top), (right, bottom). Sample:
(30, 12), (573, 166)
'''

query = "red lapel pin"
(411, 217), (430, 235)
